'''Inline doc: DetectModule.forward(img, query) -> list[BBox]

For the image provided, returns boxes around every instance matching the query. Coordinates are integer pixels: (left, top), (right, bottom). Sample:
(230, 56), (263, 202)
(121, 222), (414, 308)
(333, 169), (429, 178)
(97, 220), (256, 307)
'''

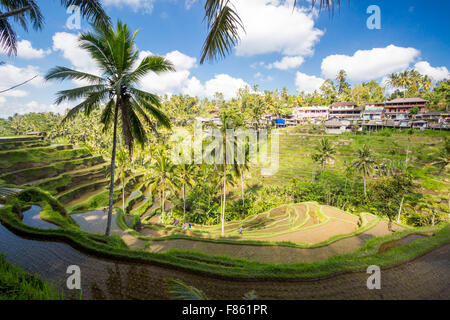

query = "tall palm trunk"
(363, 173), (367, 199)
(122, 172), (125, 211)
(397, 195), (405, 223)
(161, 182), (165, 224)
(182, 183), (186, 224)
(221, 166), (226, 237)
(241, 173), (245, 205)
(105, 103), (120, 235)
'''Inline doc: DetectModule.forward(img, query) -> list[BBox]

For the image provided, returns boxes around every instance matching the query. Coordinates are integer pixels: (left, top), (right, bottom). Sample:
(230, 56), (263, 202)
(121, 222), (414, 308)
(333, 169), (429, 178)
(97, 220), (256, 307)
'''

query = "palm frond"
(45, 66), (105, 84)
(54, 84), (108, 104)
(61, 89), (108, 122)
(60, 0), (110, 29)
(165, 279), (208, 300)
(100, 98), (115, 132)
(0, 17), (17, 56)
(201, 0), (243, 64)
(133, 94), (171, 129)
(128, 55), (175, 82)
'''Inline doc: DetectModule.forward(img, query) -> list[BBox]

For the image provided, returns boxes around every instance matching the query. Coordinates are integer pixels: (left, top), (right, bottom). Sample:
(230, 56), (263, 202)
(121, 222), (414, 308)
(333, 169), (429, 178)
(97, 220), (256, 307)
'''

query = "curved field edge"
(0, 196), (448, 280)
(116, 205), (384, 249)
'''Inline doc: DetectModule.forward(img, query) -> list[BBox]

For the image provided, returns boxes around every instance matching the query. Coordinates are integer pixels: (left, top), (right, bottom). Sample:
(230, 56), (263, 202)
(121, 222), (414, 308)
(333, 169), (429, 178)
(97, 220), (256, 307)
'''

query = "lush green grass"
(249, 131), (449, 195)
(0, 254), (62, 300)
(0, 146), (91, 171)
(67, 175), (143, 213)
(0, 156), (104, 185)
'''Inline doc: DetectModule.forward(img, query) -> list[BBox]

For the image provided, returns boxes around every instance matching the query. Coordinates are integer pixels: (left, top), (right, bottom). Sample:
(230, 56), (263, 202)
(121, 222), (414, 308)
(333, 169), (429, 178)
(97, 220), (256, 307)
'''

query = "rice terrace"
(0, 0), (449, 308)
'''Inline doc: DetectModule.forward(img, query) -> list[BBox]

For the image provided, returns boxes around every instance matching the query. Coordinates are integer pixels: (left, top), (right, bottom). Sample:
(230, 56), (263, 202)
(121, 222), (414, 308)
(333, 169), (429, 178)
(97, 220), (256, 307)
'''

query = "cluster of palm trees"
(312, 138), (377, 199)
(386, 70), (434, 98)
(2, 0), (340, 236)
(142, 115), (252, 236)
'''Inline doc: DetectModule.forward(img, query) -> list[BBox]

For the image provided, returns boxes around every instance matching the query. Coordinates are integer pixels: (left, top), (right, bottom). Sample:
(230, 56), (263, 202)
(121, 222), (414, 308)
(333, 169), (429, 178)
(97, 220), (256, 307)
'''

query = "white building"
(292, 106), (329, 123)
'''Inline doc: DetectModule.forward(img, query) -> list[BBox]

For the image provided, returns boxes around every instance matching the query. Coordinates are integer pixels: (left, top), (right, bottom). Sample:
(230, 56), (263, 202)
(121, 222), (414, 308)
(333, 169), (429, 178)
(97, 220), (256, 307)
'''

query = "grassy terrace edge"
(116, 205), (384, 249)
(0, 191), (449, 280)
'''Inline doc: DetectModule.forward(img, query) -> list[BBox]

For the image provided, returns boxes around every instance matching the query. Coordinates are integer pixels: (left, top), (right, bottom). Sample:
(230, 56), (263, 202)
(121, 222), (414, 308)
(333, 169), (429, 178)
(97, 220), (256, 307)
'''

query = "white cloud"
(295, 72), (324, 94)
(0, 99), (69, 119)
(267, 56), (304, 70)
(254, 72), (274, 82)
(0, 64), (46, 90)
(102, 0), (155, 13)
(185, 0), (198, 10)
(15, 40), (51, 59)
(203, 74), (249, 100)
(139, 50), (248, 99)
(1, 90), (29, 98)
(139, 50), (196, 95)
(414, 61), (449, 81)
(234, 0), (323, 57)
(52, 35), (247, 100)
(52, 32), (99, 76)
(321, 45), (420, 81)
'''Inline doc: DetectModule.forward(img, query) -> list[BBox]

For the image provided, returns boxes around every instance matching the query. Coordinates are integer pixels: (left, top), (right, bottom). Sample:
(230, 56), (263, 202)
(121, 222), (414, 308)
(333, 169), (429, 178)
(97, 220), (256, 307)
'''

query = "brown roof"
(325, 119), (342, 127)
(385, 98), (428, 104)
(330, 102), (358, 108)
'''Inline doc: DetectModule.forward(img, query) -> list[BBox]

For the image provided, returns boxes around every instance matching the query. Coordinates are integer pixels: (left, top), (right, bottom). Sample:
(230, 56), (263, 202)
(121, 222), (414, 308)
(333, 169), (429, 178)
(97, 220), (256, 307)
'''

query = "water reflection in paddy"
(22, 205), (60, 230)
(0, 222), (179, 300)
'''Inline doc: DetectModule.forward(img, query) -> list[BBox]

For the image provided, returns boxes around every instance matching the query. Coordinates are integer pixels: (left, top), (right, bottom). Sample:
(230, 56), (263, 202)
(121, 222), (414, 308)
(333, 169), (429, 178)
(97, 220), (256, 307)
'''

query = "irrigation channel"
(0, 206), (449, 300)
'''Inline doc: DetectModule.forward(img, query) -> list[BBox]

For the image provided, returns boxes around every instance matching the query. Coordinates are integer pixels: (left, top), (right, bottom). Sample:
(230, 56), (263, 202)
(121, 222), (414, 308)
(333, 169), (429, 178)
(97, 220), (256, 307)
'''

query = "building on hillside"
(416, 112), (449, 124)
(412, 120), (428, 130)
(324, 117), (352, 134)
(328, 102), (362, 122)
(292, 106), (329, 123)
(384, 98), (428, 120)
(363, 104), (385, 121)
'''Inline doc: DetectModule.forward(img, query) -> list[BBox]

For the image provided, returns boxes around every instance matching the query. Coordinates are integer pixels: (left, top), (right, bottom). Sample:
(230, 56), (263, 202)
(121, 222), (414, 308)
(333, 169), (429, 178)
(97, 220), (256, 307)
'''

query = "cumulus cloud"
(234, 0), (323, 57)
(52, 32), (100, 76)
(254, 72), (274, 82)
(414, 61), (450, 81)
(295, 72), (325, 94)
(0, 64), (47, 90)
(185, 0), (198, 10)
(15, 40), (51, 59)
(52, 33), (247, 100)
(202, 74), (249, 100)
(267, 56), (304, 70)
(139, 50), (248, 99)
(0, 99), (70, 119)
(102, 0), (155, 13)
(321, 45), (420, 81)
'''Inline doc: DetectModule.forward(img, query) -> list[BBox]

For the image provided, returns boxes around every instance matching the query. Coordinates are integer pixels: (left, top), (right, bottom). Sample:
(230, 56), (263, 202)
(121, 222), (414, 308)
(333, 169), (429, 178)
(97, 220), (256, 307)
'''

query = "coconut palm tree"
(45, 22), (175, 235)
(116, 145), (129, 211)
(175, 161), (196, 224)
(431, 138), (450, 174)
(0, 0), (110, 56)
(205, 113), (240, 236)
(148, 146), (178, 224)
(352, 144), (376, 198)
(312, 138), (336, 171)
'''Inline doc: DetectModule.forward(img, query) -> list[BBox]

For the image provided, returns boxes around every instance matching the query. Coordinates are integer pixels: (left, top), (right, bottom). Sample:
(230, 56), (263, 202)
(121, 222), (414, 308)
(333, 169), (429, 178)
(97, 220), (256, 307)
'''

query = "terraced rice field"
(0, 136), (154, 231)
(187, 202), (370, 243)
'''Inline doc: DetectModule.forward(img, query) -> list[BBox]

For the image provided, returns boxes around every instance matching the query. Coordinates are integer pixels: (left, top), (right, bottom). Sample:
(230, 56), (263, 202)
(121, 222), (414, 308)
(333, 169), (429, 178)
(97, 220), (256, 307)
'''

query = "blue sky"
(0, 0), (449, 118)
